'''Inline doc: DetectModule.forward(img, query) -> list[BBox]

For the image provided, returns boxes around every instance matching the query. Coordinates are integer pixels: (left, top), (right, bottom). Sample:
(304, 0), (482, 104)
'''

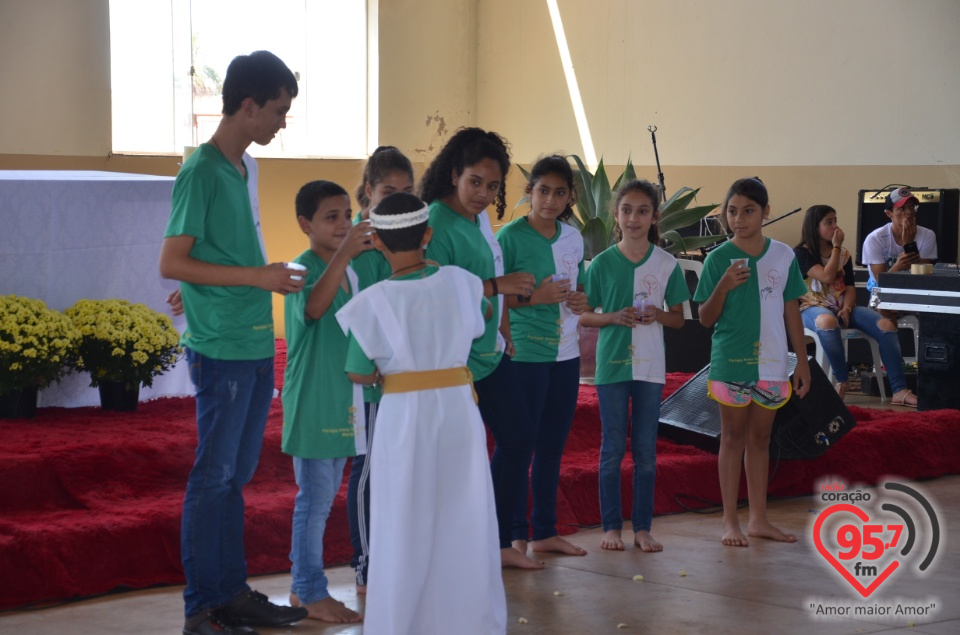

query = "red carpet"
(1, 341), (959, 610)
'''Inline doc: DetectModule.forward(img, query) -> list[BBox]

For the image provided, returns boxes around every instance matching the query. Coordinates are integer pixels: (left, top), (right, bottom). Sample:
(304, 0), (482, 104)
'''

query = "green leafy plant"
(657, 186), (728, 255)
(517, 155), (727, 259)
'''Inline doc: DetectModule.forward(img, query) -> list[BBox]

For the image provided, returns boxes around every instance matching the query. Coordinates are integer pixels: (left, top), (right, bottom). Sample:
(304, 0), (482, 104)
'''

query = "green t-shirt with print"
(583, 243), (689, 385)
(693, 238), (807, 383)
(282, 249), (365, 459)
(497, 217), (585, 363)
(165, 143), (274, 360)
(426, 200), (502, 380)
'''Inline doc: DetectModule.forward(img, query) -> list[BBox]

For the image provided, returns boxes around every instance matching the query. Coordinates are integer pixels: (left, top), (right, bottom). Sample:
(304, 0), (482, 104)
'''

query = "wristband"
(488, 278), (499, 296)
(517, 294), (530, 304)
(832, 246), (841, 252)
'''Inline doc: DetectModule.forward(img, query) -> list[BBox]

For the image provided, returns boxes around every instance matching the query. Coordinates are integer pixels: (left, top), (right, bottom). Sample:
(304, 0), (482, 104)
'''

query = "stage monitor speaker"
(917, 312), (960, 411)
(658, 355), (856, 460)
(855, 188), (959, 266)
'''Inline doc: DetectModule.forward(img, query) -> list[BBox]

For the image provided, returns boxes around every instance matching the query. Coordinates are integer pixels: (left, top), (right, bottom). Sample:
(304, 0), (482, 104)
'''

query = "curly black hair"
(417, 127), (511, 219)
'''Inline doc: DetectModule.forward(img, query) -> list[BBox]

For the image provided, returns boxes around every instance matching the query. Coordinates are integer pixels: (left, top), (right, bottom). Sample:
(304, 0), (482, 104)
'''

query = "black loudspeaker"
(917, 312), (960, 411)
(664, 322), (712, 372)
(664, 264), (712, 373)
(855, 188), (960, 266)
(658, 355), (856, 460)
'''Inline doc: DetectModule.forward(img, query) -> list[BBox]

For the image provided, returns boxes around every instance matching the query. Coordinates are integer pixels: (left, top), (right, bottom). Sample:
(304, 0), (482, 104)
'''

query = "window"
(109, 0), (373, 159)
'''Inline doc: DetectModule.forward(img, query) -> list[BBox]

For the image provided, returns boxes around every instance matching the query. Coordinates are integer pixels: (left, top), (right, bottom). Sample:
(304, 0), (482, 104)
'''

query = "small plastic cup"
(285, 262), (307, 281)
(633, 297), (655, 325)
(730, 258), (748, 269)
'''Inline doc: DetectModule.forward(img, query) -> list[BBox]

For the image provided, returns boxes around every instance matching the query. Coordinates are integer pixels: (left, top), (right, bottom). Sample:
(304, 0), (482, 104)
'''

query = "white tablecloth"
(0, 170), (193, 407)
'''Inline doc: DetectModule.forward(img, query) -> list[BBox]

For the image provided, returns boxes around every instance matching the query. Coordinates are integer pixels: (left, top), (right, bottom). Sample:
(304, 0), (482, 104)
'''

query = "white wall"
(478, 0), (960, 167)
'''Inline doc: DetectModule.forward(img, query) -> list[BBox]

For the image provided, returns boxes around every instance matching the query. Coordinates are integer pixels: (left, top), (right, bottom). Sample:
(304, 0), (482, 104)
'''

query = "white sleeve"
(860, 227), (888, 265)
(917, 226), (938, 260)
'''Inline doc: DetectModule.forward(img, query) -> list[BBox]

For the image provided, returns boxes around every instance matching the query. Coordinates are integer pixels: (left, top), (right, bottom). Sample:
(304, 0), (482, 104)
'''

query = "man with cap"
(861, 187), (937, 305)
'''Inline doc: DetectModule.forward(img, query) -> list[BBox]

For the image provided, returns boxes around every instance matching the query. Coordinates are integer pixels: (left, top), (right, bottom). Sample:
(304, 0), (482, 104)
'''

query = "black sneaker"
(225, 589), (309, 627)
(183, 608), (260, 635)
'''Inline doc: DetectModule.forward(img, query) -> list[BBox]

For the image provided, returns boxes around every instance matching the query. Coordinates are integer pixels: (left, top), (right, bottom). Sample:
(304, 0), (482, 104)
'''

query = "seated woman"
(794, 205), (917, 406)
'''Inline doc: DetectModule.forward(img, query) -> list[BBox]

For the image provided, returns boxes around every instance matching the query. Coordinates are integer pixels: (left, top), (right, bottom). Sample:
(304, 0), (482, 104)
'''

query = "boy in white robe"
(336, 192), (507, 635)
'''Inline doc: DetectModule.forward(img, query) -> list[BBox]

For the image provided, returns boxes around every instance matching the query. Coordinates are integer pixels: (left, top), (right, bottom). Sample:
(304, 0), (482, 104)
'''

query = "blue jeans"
(800, 306), (907, 393)
(290, 456), (347, 604)
(347, 402), (375, 586)
(596, 380), (663, 533)
(181, 348), (275, 617)
(474, 354), (538, 548)
(510, 358), (580, 541)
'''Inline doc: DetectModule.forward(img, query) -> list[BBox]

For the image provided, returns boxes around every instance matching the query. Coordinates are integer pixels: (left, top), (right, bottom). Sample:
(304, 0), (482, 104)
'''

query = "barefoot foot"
(835, 382), (848, 401)
(290, 595), (363, 623)
(531, 535), (587, 556)
(721, 521), (749, 547)
(501, 546), (545, 569)
(511, 539), (529, 554)
(356, 584), (366, 596)
(633, 530), (663, 552)
(600, 530), (625, 551)
(747, 519), (797, 543)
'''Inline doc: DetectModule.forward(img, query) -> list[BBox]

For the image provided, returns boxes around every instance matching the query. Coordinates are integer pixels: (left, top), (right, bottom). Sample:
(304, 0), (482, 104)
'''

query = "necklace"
(390, 261), (427, 278)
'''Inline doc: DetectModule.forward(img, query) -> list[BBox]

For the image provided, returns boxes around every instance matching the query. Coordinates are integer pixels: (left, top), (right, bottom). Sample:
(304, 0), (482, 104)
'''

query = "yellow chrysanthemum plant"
(65, 299), (182, 390)
(0, 295), (81, 393)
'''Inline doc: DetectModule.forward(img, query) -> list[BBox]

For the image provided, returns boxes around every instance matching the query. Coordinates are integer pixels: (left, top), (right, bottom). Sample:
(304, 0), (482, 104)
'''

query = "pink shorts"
(708, 379), (791, 410)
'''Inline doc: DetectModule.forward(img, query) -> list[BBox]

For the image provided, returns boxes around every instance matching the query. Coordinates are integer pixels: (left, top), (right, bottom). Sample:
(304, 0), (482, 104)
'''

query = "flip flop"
(891, 389), (918, 408)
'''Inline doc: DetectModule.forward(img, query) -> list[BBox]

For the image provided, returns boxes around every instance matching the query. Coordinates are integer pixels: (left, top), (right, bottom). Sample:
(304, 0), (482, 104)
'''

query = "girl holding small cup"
(497, 155), (589, 557)
(580, 179), (689, 552)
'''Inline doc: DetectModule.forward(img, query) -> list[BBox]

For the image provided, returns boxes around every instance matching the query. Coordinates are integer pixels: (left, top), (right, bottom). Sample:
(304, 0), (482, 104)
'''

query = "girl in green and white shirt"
(497, 155), (589, 558)
(580, 179), (689, 553)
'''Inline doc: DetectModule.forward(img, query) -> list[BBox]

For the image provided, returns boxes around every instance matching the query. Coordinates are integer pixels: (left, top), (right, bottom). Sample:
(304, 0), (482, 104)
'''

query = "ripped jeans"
(800, 306), (908, 394)
(181, 348), (275, 617)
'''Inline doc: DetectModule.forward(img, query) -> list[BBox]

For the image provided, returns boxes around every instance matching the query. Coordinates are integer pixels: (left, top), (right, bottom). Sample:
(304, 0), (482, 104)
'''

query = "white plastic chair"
(804, 327), (887, 401)
(677, 258), (703, 319)
(897, 315), (919, 364)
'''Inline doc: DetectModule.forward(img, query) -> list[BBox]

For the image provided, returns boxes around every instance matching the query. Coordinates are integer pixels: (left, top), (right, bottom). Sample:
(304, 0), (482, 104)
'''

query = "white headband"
(368, 203), (430, 230)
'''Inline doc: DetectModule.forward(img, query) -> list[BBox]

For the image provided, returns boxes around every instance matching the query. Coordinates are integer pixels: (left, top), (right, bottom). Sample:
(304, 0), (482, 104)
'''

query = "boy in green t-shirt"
(160, 50), (308, 635)
(282, 180), (373, 624)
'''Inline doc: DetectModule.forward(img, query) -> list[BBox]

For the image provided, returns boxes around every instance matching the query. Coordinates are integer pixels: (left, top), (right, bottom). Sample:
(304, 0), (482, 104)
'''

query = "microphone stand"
(648, 125), (666, 202)
(762, 207), (803, 227)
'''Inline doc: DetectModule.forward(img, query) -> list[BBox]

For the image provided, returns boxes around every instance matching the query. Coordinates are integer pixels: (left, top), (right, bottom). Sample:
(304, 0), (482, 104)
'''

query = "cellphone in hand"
(903, 241), (919, 254)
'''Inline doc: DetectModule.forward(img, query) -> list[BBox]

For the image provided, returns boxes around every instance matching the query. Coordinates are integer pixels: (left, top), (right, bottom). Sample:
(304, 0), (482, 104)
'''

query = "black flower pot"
(0, 385), (39, 419)
(98, 380), (140, 412)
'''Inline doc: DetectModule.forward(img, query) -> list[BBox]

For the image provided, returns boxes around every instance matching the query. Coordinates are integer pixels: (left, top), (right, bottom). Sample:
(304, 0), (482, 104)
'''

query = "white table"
(0, 170), (193, 407)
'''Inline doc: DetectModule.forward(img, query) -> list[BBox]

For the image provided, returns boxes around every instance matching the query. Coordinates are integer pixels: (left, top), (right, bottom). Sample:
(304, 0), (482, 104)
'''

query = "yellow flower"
(1, 295), (81, 392)
(64, 299), (182, 389)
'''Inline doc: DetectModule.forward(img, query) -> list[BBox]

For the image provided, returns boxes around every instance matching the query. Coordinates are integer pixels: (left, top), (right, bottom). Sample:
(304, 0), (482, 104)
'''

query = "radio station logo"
(807, 478), (943, 621)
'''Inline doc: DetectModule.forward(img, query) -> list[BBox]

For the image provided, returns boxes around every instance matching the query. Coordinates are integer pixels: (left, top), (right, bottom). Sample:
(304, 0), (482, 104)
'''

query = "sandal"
(891, 389), (918, 408)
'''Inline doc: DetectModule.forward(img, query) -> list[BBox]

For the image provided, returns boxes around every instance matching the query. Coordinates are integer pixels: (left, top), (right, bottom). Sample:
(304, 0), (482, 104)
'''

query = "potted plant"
(0, 295), (80, 419)
(65, 299), (182, 411)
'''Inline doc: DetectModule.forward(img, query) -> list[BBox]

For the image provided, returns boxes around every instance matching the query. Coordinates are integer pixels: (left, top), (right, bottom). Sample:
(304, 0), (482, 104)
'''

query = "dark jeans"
(474, 354), (537, 548)
(346, 402), (376, 586)
(181, 348), (274, 617)
(510, 357), (580, 541)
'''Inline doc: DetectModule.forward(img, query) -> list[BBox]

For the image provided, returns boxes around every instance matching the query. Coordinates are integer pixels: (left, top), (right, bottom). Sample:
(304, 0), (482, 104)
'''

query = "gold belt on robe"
(381, 366), (477, 403)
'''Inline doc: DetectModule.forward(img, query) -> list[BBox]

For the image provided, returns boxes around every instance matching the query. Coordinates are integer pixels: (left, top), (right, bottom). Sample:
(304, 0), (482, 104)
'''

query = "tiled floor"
(3, 394), (954, 635)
